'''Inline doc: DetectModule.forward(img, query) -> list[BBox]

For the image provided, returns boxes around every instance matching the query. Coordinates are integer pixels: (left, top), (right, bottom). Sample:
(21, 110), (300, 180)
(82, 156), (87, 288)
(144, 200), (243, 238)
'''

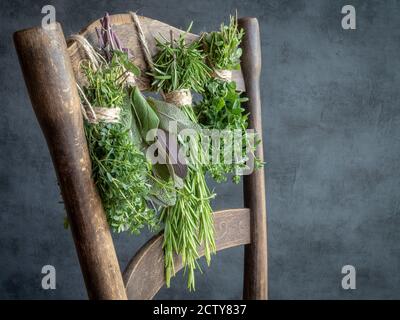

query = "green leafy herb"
(197, 15), (263, 184)
(196, 80), (248, 130)
(150, 28), (211, 93)
(148, 26), (216, 290)
(131, 86), (159, 141)
(112, 50), (141, 76)
(159, 103), (216, 290)
(147, 98), (200, 134)
(203, 15), (244, 70)
(195, 79), (263, 183)
(82, 60), (157, 234)
(160, 129), (216, 290)
(85, 120), (157, 234)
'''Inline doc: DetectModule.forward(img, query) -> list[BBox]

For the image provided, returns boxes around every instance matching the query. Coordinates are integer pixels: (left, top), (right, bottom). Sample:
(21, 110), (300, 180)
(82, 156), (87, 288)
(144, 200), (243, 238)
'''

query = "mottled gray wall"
(1, 0), (400, 299)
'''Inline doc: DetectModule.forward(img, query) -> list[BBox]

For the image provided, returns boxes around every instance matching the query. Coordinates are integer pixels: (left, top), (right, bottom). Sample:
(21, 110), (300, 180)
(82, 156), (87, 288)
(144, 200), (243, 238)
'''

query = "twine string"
(69, 34), (103, 71)
(213, 69), (232, 82)
(130, 11), (154, 71)
(76, 83), (120, 124)
(164, 89), (192, 107)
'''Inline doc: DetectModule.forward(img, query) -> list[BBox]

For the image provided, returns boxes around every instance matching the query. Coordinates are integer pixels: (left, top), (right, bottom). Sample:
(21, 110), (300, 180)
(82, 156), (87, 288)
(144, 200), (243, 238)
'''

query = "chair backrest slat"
(123, 208), (251, 300)
(14, 23), (127, 300)
(239, 17), (268, 300)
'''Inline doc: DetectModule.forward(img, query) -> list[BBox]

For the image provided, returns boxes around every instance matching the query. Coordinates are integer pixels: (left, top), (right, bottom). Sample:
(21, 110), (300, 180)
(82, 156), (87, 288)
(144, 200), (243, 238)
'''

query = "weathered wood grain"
(123, 208), (250, 300)
(14, 23), (127, 300)
(67, 13), (245, 92)
(238, 17), (268, 300)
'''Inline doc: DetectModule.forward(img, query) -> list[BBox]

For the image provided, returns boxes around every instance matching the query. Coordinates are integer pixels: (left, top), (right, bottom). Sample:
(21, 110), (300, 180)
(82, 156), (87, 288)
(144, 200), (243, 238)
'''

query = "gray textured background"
(1, 0), (400, 299)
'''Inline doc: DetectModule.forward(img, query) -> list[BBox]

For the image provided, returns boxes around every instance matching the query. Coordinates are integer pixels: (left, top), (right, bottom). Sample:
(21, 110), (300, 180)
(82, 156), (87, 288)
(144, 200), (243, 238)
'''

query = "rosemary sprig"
(150, 28), (211, 93)
(150, 26), (216, 290)
(159, 101), (217, 290)
(161, 137), (216, 290)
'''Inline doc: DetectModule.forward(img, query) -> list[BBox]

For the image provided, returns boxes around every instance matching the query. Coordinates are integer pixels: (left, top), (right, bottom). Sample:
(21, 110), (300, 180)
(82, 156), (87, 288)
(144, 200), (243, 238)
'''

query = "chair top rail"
(67, 13), (245, 92)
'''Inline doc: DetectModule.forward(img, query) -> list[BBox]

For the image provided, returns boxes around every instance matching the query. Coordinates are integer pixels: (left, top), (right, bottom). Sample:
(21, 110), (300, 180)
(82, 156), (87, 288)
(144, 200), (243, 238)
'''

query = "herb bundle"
(79, 13), (156, 234)
(196, 15), (263, 183)
(82, 58), (157, 234)
(203, 15), (244, 71)
(195, 80), (249, 183)
(150, 29), (216, 290)
(150, 26), (211, 94)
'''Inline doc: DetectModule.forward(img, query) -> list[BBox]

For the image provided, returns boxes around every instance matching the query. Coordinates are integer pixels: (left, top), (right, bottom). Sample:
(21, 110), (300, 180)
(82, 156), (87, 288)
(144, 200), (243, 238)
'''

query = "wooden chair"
(13, 13), (267, 300)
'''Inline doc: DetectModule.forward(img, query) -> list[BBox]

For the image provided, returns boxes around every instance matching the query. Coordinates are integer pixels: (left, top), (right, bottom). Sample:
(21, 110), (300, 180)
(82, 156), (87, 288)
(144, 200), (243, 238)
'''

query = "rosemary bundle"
(151, 28), (216, 290)
(150, 24), (211, 93)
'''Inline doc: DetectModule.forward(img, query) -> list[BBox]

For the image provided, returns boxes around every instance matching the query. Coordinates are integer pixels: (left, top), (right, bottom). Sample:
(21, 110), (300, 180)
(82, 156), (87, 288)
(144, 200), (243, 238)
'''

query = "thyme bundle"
(83, 58), (157, 234)
(80, 13), (157, 234)
(203, 15), (243, 71)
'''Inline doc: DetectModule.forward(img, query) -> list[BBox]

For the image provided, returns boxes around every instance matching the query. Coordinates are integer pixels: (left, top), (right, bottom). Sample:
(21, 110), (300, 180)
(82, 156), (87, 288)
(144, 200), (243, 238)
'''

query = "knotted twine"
(163, 89), (192, 107)
(212, 69), (232, 82)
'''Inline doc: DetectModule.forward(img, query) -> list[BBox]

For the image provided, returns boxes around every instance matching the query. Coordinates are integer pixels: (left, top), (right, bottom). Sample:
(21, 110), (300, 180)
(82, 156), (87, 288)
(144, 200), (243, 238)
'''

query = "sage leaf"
(131, 87), (160, 142)
(147, 98), (200, 134)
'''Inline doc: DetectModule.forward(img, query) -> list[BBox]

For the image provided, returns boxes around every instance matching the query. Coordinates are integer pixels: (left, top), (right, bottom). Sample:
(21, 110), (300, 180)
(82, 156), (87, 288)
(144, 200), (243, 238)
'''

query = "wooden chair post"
(238, 17), (268, 300)
(14, 23), (127, 300)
